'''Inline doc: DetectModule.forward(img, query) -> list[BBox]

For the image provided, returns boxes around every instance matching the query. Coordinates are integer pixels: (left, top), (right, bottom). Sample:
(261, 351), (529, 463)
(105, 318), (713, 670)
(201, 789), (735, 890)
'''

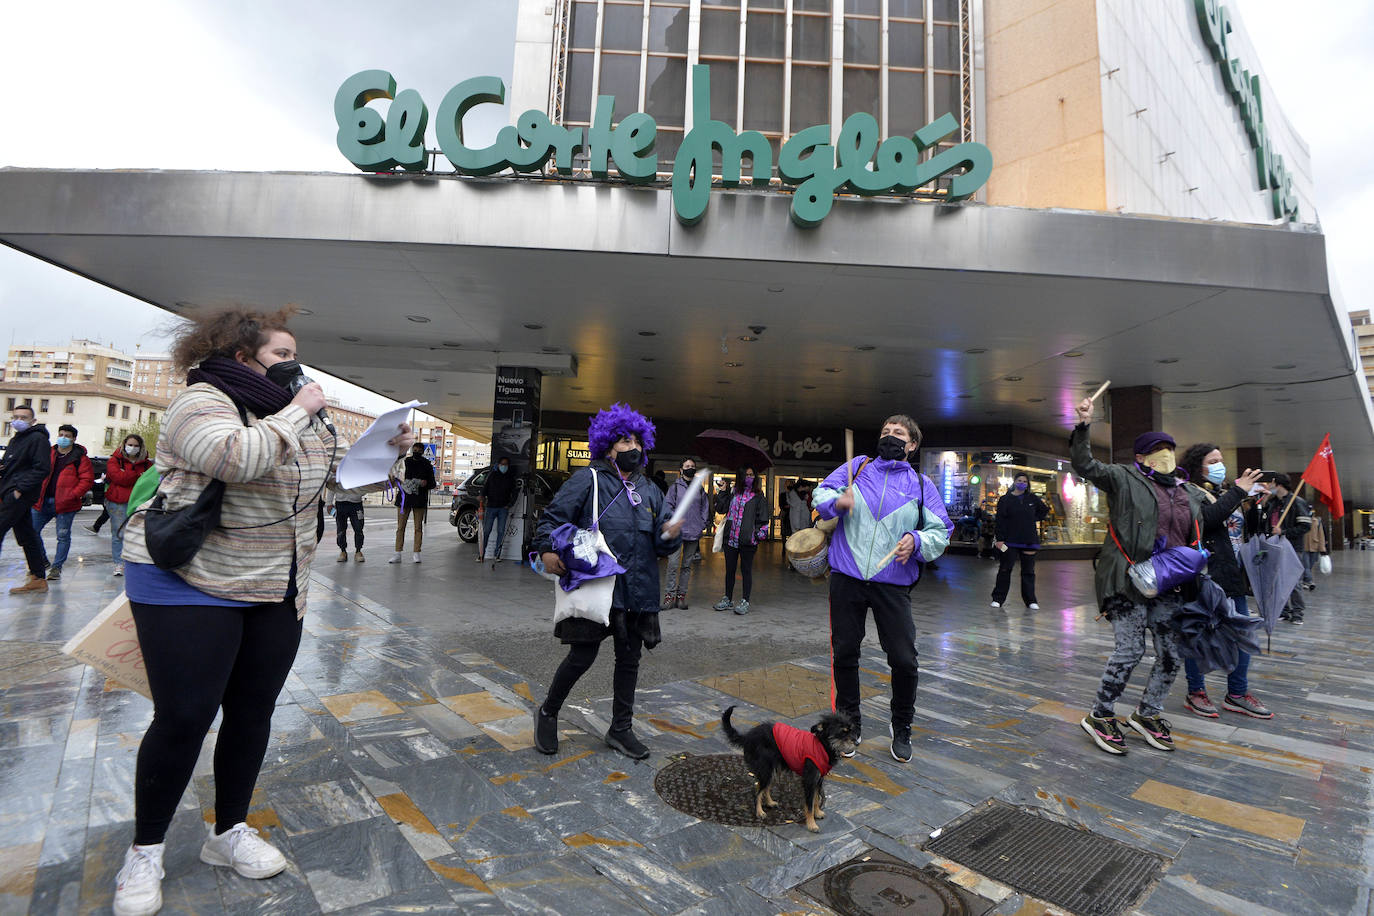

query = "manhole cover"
(925, 801), (1165, 916)
(796, 850), (995, 916)
(653, 754), (810, 826)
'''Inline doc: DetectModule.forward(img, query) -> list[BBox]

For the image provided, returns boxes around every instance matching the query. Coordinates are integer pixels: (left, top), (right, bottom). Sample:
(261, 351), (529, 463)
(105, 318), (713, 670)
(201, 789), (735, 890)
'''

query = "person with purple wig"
(531, 403), (682, 759)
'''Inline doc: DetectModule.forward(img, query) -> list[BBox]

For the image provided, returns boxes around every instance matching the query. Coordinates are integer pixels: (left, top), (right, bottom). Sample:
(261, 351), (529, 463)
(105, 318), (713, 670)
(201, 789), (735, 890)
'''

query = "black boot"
(534, 705), (558, 755)
(605, 727), (649, 760)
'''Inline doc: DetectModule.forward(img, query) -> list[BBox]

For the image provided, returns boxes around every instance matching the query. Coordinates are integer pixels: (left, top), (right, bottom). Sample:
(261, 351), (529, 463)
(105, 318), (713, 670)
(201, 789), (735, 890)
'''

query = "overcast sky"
(2, 0), (1370, 416)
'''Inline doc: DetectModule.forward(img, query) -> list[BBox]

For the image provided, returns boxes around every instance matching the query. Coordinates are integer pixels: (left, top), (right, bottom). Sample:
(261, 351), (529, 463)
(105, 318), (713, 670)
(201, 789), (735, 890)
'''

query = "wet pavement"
(3, 508), (1372, 914)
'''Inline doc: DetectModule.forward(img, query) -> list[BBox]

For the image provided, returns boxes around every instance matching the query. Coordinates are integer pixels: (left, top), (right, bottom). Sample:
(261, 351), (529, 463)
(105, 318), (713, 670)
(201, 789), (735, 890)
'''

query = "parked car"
(83, 456), (109, 507)
(449, 466), (569, 544)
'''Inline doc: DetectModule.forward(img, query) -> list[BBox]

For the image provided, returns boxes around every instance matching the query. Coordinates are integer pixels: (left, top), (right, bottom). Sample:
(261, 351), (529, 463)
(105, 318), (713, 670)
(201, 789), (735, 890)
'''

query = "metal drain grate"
(797, 849), (996, 916)
(653, 754), (809, 827)
(925, 801), (1164, 916)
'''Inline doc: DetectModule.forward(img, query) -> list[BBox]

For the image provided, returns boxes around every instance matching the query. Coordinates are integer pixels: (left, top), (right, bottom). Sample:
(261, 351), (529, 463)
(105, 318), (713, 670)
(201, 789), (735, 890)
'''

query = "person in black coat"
(2, 405), (52, 592)
(1178, 444), (1270, 718)
(990, 472), (1049, 609)
(711, 467), (768, 615)
(532, 403), (681, 760)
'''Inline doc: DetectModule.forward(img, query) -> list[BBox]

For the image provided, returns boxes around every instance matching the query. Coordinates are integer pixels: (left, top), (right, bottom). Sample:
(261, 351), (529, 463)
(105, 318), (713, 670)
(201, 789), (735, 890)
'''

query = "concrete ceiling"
(2, 168), (1370, 502)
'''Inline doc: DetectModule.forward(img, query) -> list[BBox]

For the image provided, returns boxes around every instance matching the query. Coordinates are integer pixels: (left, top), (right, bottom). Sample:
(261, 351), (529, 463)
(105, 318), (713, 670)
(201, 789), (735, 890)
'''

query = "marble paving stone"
(476, 713), (536, 751)
(383, 756), (513, 838)
(330, 881), (467, 914)
(425, 853), (509, 913)
(267, 703), (325, 748)
(744, 833), (871, 899)
(85, 748), (139, 830)
(562, 823), (711, 914)
(439, 690), (527, 725)
(375, 792), (454, 860)
(269, 776), (386, 836)
(459, 672), (540, 713)
(37, 755), (94, 867)
(446, 805), (564, 881)
(291, 815), (444, 913)
(319, 689), (406, 724)
(254, 739), (359, 789)
(406, 701), (485, 742)
(361, 732), (455, 769)
(25, 856), (83, 915)
(501, 776), (614, 837)
(642, 821), (785, 887)
(0, 840), (41, 904)
(576, 768), (702, 841)
(483, 852), (645, 915)
(676, 882), (788, 916)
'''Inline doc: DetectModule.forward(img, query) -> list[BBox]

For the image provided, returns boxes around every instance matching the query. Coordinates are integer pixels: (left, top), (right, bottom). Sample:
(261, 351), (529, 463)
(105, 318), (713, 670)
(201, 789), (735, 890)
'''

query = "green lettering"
(610, 112), (658, 182)
(435, 76), (507, 176)
(335, 70), (403, 171)
(672, 66), (773, 225)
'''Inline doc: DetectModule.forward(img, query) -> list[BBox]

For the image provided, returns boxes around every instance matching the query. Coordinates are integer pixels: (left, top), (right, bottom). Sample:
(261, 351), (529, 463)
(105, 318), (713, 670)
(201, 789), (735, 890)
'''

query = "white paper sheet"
(336, 400), (425, 489)
(661, 467), (709, 539)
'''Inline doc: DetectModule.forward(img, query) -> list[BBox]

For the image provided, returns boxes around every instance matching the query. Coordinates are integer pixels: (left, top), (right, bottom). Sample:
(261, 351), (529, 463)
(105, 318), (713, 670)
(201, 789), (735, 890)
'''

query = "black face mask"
(263, 359), (304, 392)
(681, 468), (696, 480)
(615, 448), (642, 471)
(877, 435), (909, 462)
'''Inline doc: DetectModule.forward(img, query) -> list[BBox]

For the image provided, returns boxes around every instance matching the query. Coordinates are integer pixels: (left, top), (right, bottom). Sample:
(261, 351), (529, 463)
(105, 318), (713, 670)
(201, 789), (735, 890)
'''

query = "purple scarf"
(187, 356), (292, 418)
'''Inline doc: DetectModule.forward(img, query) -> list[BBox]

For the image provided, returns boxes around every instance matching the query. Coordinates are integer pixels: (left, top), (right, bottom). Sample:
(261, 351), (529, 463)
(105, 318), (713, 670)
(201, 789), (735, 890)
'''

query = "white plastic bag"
(551, 472), (617, 627)
(1318, 554), (1332, 575)
(712, 520), (727, 553)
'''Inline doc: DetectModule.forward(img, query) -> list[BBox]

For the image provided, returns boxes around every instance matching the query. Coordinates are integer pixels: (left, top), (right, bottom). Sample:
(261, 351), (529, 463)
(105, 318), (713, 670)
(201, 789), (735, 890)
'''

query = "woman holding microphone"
(112, 307), (413, 916)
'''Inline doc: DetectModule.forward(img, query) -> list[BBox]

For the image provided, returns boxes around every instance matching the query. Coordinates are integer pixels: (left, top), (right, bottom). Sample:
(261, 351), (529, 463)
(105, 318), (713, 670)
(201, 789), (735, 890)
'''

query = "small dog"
(721, 706), (857, 832)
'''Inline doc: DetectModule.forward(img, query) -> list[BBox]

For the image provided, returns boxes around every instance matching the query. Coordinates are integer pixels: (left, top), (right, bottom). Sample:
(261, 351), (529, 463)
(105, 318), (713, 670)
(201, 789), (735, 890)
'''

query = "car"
(84, 456), (109, 507)
(449, 466), (570, 544)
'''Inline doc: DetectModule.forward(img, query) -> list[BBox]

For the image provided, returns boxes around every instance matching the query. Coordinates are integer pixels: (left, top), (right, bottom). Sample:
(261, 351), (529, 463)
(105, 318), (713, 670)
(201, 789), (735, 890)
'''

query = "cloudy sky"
(2, 0), (1370, 415)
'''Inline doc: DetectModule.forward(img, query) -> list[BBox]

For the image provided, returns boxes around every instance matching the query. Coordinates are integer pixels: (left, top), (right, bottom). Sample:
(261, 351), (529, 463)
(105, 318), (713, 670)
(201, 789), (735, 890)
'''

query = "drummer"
(813, 415), (952, 764)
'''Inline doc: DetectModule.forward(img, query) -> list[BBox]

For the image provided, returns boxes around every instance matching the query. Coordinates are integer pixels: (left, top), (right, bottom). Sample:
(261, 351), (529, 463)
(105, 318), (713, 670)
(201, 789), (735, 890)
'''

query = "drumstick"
(844, 429), (854, 488)
(1088, 379), (1111, 403)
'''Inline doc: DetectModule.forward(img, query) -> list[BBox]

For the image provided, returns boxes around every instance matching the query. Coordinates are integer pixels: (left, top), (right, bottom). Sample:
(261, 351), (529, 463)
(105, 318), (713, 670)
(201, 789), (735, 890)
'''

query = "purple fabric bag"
(1128, 537), (1208, 598)
(549, 521), (626, 592)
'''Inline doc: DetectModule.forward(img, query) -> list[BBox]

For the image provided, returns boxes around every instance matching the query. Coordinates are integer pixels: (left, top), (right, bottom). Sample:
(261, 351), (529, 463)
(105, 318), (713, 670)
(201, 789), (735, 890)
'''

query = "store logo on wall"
(1193, 0), (1298, 221)
(334, 66), (993, 228)
(754, 431), (836, 460)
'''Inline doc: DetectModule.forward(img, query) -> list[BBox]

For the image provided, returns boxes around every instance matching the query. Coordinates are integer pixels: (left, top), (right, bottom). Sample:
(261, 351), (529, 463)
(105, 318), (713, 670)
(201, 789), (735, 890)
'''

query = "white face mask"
(124, 445), (141, 457)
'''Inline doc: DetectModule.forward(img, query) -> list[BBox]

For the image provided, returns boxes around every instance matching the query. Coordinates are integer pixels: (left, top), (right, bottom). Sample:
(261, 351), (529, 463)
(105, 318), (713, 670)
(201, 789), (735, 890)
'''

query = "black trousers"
(0, 499), (46, 578)
(723, 545), (756, 601)
(829, 572), (918, 730)
(542, 612), (644, 732)
(991, 547), (1038, 605)
(335, 501), (365, 550)
(130, 599), (303, 845)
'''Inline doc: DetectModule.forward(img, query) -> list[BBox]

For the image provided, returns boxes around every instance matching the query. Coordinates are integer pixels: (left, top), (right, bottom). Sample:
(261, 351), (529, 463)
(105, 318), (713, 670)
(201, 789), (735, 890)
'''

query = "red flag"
(1301, 434), (1344, 519)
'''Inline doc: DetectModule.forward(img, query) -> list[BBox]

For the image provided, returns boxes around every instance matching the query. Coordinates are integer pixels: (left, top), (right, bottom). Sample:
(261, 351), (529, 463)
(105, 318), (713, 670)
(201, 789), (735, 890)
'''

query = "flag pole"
(1273, 479), (1307, 530)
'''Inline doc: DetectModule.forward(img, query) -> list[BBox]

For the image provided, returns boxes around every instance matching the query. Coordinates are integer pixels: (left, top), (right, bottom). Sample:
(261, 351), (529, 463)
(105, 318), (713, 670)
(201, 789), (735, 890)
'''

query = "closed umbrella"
(693, 429), (773, 471)
(1237, 535), (1304, 637)
(1176, 576), (1265, 674)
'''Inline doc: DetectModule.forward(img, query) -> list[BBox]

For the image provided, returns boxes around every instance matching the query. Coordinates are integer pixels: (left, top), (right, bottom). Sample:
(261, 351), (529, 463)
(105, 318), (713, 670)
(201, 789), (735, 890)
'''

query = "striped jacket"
(121, 383), (340, 617)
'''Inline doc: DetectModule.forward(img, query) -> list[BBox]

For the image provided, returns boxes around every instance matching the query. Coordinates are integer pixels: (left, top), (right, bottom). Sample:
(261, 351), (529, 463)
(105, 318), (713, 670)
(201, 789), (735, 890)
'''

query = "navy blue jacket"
(534, 460), (680, 614)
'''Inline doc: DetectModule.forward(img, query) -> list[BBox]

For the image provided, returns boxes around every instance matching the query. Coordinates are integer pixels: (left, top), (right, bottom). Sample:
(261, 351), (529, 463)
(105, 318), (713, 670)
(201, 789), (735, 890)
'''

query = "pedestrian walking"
(1071, 398), (1249, 756)
(711, 467), (768, 614)
(30, 423), (94, 580)
(662, 456), (709, 608)
(1177, 444), (1270, 719)
(2, 403), (52, 594)
(989, 471), (1048, 609)
(390, 444), (435, 564)
(532, 403), (681, 760)
(112, 305), (414, 916)
(1262, 474), (1312, 623)
(477, 455), (517, 563)
(813, 415), (952, 763)
(101, 433), (153, 577)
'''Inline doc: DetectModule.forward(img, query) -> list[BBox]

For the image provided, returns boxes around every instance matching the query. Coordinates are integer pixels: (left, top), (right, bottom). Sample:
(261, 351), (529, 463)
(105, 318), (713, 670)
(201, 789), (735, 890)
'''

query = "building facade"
(131, 355), (186, 401)
(2, 384), (171, 452)
(4, 340), (136, 391)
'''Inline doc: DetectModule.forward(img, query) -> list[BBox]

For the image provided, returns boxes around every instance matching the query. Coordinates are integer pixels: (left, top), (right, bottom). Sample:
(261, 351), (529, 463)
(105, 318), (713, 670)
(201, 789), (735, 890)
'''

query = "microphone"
(287, 369), (336, 435)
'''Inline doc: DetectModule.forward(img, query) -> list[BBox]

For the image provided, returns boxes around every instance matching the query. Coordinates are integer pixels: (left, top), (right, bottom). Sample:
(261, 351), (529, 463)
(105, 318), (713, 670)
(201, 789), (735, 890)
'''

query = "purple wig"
(588, 402), (656, 463)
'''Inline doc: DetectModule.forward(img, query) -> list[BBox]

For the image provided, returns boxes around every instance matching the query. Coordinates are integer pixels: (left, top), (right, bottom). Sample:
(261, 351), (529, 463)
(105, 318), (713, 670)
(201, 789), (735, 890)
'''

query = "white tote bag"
(552, 470), (617, 627)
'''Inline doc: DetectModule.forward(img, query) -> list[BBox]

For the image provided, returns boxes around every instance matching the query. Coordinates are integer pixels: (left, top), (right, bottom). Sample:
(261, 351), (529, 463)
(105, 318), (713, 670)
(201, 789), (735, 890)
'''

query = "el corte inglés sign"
(335, 65), (993, 227)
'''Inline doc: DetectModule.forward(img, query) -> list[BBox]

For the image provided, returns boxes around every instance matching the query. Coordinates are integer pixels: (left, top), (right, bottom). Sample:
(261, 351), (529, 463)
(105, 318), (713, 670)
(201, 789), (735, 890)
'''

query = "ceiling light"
(295, 308), (315, 316)
(422, 377), (438, 382)
(854, 402), (867, 407)
(855, 345), (876, 351)
(802, 385), (817, 390)
(523, 323), (544, 330)
(717, 380), (731, 385)
(1026, 397), (1044, 403)
(956, 394), (974, 399)
(880, 389), (895, 394)
(1265, 386), (1286, 392)
(1274, 397), (1293, 402)
(340, 336), (361, 342)
(405, 315), (431, 323)
(540, 346), (560, 353)
(1082, 380), (1100, 386)
(913, 371), (933, 378)
(1156, 357), (1179, 364)
(725, 362), (742, 368)
(441, 341), (462, 348)
(964, 348), (987, 354)
(737, 335), (757, 342)
(642, 376), (655, 380)
(825, 368), (842, 373)
(767, 286), (784, 293)
(1273, 363), (1296, 370)
(641, 357), (655, 362)
(1179, 405), (1195, 410)
(448, 391), (462, 396)
(1180, 382), (1199, 387)
(638, 331), (657, 337)
(1004, 376), (1023, 382)
(569, 385), (584, 390)
(347, 374), (364, 380)
(382, 388), (396, 393)
(1062, 351), (1085, 358)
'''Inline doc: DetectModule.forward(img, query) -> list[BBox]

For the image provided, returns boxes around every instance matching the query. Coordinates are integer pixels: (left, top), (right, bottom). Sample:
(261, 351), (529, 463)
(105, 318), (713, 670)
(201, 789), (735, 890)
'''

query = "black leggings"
(723, 545), (755, 601)
(542, 619), (644, 733)
(131, 599), (303, 845)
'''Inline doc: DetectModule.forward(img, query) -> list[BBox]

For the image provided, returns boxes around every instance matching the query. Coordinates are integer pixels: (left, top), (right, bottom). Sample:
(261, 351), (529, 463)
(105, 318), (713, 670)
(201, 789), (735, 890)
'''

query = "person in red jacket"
(31, 423), (94, 580)
(102, 433), (153, 577)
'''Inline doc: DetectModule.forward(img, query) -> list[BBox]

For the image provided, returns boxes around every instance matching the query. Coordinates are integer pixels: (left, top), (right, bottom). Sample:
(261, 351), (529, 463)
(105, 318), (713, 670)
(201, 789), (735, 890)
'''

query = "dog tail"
(721, 706), (746, 747)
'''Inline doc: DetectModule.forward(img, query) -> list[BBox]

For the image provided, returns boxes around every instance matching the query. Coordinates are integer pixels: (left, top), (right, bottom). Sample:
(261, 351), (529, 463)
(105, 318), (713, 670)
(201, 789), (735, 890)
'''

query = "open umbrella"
(693, 429), (773, 471)
(1176, 576), (1265, 674)
(1238, 535), (1304, 637)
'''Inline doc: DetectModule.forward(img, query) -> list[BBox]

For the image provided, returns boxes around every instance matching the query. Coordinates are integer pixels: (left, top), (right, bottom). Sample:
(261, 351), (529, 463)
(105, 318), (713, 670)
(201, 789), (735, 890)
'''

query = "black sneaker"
(842, 721), (861, 757)
(533, 707), (558, 755)
(605, 727), (650, 760)
(890, 723), (912, 763)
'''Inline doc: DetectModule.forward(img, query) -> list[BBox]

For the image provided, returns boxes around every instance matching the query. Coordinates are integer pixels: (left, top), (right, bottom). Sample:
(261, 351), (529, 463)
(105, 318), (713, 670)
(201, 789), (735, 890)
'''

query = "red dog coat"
(772, 722), (832, 776)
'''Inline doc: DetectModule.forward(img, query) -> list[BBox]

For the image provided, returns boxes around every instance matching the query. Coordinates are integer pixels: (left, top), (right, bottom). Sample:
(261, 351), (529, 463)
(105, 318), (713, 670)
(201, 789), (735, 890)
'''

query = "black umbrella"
(1238, 535), (1304, 637)
(1176, 576), (1264, 674)
(693, 429), (773, 471)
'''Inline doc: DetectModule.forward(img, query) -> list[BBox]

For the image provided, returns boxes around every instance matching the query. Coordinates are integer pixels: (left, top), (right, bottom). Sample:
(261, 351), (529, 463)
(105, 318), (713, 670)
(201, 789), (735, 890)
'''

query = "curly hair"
(170, 305), (299, 372)
(588, 402), (655, 463)
(1180, 442), (1219, 485)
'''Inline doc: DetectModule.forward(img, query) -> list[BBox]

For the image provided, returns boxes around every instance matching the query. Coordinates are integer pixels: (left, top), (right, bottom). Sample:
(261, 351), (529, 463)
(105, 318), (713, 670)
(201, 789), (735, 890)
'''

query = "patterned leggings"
(1091, 594), (1183, 719)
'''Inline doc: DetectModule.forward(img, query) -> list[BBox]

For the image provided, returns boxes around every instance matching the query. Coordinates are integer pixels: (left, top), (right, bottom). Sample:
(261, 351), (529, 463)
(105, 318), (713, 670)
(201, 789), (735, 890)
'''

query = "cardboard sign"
(61, 592), (151, 698)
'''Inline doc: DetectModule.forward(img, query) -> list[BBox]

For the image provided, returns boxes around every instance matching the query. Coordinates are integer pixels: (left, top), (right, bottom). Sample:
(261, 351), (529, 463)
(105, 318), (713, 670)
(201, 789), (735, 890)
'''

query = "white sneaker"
(388, 552), (403, 564)
(412, 552), (422, 563)
(113, 563), (125, 577)
(990, 601), (1002, 608)
(1028, 603), (1040, 610)
(113, 843), (165, 916)
(200, 822), (287, 879)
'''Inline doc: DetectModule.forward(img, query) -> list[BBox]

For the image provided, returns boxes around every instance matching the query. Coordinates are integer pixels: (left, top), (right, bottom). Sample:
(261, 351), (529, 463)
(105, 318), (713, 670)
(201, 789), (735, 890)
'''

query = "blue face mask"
(10, 419), (29, 433)
(56, 436), (72, 449)
(498, 464), (509, 473)
(1206, 463), (1227, 484)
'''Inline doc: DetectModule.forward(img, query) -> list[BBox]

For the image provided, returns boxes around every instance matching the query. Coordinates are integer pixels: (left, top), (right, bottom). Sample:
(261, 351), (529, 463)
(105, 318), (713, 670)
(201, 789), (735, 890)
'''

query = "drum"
(786, 527), (830, 578)
(814, 516), (839, 535)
